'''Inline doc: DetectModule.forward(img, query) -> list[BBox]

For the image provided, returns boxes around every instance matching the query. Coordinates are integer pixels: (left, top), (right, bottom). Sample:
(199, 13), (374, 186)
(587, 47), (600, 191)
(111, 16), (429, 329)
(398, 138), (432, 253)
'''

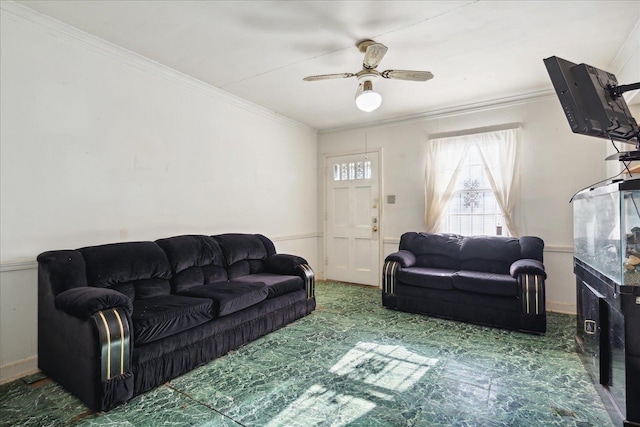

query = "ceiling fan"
(303, 39), (434, 112)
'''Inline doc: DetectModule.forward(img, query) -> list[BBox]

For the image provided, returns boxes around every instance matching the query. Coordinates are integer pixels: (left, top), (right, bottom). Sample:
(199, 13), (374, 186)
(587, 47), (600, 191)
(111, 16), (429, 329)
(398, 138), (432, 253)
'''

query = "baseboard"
(0, 355), (39, 385)
(547, 301), (576, 315)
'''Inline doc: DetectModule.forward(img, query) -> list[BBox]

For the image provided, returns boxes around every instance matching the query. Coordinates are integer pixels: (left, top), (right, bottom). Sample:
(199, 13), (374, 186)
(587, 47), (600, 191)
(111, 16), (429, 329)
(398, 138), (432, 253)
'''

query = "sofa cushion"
(132, 295), (213, 344)
(459, 236), (520, 274)
(451, 271), (519, 297)
(178, 281), (268, 317)
(214, 234), (268, 265)
(214, 234), (271, 278)
(156, 235), (228, 292)
(234, 273), (304, 298)
(397, 267), (455, 290)
(156, 235), (225, 273)
(171, 265), (229, 292)
(79, 242), (173, 301)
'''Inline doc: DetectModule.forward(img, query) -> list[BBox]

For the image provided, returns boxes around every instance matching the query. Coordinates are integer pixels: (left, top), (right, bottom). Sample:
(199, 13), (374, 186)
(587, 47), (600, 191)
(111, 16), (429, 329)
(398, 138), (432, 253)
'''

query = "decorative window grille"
(332, 161), (372, 181)
(442, 145), (507, 236)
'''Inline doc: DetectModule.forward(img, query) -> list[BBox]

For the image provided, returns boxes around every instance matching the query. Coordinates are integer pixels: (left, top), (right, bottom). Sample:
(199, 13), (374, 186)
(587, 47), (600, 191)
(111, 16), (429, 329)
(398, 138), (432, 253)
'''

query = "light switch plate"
(387, 195), (396, 204)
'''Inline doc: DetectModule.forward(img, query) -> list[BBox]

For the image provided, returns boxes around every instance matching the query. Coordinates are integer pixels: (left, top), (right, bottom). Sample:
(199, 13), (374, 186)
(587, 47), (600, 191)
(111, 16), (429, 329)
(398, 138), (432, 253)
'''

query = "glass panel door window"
(333, 161), (372, 181)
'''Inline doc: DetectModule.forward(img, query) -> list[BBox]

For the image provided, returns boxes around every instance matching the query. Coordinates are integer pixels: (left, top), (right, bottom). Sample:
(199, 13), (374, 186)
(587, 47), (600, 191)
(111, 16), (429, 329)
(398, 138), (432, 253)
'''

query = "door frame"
(322, 148), (384, 287)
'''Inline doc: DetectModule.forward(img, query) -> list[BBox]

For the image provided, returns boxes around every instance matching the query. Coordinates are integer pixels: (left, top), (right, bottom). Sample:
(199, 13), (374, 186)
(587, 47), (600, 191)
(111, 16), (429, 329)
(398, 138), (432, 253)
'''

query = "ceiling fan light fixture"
(356, 80), (382, 112)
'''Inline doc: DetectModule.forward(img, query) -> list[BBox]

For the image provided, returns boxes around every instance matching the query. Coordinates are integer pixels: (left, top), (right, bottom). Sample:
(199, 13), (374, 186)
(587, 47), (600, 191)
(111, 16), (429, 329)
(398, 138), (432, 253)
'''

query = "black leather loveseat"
(382, 232), (546, 334)
(37, 233), (315, 412)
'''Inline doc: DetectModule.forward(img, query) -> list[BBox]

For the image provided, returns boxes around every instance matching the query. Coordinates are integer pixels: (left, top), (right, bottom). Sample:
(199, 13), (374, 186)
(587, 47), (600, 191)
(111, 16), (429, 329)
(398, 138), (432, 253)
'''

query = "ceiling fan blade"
(355, 83), (364, 99)
(380, 70), (434, 81)
(303, 73), (355, 81)
(363, 43), (388, 69)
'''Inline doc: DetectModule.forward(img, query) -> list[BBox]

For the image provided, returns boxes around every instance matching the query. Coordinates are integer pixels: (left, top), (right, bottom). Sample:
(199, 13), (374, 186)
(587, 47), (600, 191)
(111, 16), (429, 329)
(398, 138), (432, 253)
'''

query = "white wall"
(0, 5), (318, 383)
(318, 96), (609, 314)
(604, 19), (640, 176)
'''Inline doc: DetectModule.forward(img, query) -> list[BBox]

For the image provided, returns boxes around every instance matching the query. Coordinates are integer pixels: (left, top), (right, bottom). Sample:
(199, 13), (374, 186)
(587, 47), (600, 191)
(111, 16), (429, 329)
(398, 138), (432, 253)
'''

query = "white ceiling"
(15, 0), (640, 131)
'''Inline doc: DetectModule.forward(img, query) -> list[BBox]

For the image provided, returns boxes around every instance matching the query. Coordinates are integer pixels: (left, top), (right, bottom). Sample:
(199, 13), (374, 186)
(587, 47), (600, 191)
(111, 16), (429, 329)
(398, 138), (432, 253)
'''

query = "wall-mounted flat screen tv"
(544, 56), (639, 147)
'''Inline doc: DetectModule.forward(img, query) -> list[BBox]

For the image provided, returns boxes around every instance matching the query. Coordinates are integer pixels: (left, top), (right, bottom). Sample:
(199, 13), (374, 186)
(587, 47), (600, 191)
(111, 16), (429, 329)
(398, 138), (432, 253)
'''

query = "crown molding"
(609, 18), (640, 76)
(319, 90), (555, 135)
(0, 1), (317, 137)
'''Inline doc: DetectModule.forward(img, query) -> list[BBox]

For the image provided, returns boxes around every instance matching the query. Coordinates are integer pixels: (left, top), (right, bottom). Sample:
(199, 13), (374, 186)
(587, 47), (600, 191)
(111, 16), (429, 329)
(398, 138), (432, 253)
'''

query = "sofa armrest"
(55, 287), (133, 320)
(510, 259), (546, 279)
(265, 253), (307, 274)
(385, 250), (416, 268)
(265, 254), (315, 298)
(43, 287), (134, 411)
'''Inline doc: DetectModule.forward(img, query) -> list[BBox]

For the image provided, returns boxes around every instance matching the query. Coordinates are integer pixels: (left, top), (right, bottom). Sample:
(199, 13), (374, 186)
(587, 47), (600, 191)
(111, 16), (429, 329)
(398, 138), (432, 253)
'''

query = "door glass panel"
(356, 161), (364, 180)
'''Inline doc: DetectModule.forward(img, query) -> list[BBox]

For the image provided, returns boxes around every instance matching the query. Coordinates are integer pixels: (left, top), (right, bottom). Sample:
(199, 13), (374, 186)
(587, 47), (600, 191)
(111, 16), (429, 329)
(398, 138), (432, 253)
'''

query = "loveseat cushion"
(234, 273), (304, 298)
(399, 232), (462, 269)
(459, 236), (520, 274)
(156, 235), (228, 292)
(132, 295), (213, 344)
(178, 281), (268, 317)
(451, 271), (519, 297)
(397, 267), (455, 290)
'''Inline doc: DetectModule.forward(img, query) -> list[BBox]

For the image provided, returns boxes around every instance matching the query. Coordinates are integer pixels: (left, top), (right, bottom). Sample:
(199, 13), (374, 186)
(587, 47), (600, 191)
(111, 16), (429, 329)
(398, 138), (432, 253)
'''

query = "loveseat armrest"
(265, 254), (315, 298)
(385, 250), (416, 268)
(55, 287), (133, 319)
(510, 259), (546, 279)
(511, 259), (546, 331)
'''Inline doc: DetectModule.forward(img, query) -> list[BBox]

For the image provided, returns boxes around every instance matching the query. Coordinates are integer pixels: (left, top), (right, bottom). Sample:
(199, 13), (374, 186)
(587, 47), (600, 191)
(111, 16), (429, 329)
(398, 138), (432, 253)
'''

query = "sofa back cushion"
(459, 236), (521, 274)
(214, 234), (269, 279)
(399, 232), (462, 270)
(155, 235), (228, 292)
(79, 242), (172, 300)
(37, 250), (88, 295)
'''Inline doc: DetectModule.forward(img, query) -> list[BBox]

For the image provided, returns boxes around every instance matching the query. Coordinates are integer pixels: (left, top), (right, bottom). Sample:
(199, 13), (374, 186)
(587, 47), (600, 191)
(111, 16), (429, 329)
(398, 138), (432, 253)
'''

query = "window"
(332, 160), (372, 181)
(442, 145), (507, 236)
(425, 127), (520, 236)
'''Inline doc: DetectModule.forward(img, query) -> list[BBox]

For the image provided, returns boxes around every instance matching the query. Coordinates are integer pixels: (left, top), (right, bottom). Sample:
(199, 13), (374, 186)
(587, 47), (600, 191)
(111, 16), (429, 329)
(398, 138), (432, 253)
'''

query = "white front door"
(325, 152), (380, 286)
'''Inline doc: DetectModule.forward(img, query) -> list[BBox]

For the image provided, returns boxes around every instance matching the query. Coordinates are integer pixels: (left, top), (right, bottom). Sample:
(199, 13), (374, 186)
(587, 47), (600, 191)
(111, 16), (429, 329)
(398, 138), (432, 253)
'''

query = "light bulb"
(356, 90), (382, 112)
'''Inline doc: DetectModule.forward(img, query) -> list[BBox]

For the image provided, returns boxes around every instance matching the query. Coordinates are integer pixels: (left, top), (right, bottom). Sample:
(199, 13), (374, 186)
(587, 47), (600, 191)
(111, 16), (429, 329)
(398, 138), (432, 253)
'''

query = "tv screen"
(544, 56), (639, 145)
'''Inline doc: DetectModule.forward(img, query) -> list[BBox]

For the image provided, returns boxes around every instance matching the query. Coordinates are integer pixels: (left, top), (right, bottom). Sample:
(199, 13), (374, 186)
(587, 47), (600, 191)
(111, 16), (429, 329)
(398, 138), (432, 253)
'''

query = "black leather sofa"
(382, 232), (546, 334)
(37, 233), (315, 412)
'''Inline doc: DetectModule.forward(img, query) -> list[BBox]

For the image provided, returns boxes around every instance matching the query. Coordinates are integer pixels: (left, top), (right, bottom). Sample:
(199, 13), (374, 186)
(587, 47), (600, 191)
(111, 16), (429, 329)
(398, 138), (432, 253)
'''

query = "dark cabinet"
(573, 179), (640, 427)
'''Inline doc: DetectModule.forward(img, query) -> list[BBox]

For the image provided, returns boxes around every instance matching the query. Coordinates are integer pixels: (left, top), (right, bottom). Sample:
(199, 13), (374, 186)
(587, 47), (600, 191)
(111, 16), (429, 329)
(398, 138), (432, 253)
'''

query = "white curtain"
(425, 127), (521, 236)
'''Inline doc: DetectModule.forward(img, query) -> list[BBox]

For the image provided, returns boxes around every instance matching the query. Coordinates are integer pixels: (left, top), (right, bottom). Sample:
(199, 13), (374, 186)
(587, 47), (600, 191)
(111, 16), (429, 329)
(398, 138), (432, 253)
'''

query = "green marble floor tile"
(74, 386), (242, 427)
(0, 281), (615, 426)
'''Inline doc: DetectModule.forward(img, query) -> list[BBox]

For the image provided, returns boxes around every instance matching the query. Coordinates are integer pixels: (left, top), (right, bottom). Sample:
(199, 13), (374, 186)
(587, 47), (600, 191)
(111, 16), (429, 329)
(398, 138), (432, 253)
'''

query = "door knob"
(372, 226), (378, 232)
